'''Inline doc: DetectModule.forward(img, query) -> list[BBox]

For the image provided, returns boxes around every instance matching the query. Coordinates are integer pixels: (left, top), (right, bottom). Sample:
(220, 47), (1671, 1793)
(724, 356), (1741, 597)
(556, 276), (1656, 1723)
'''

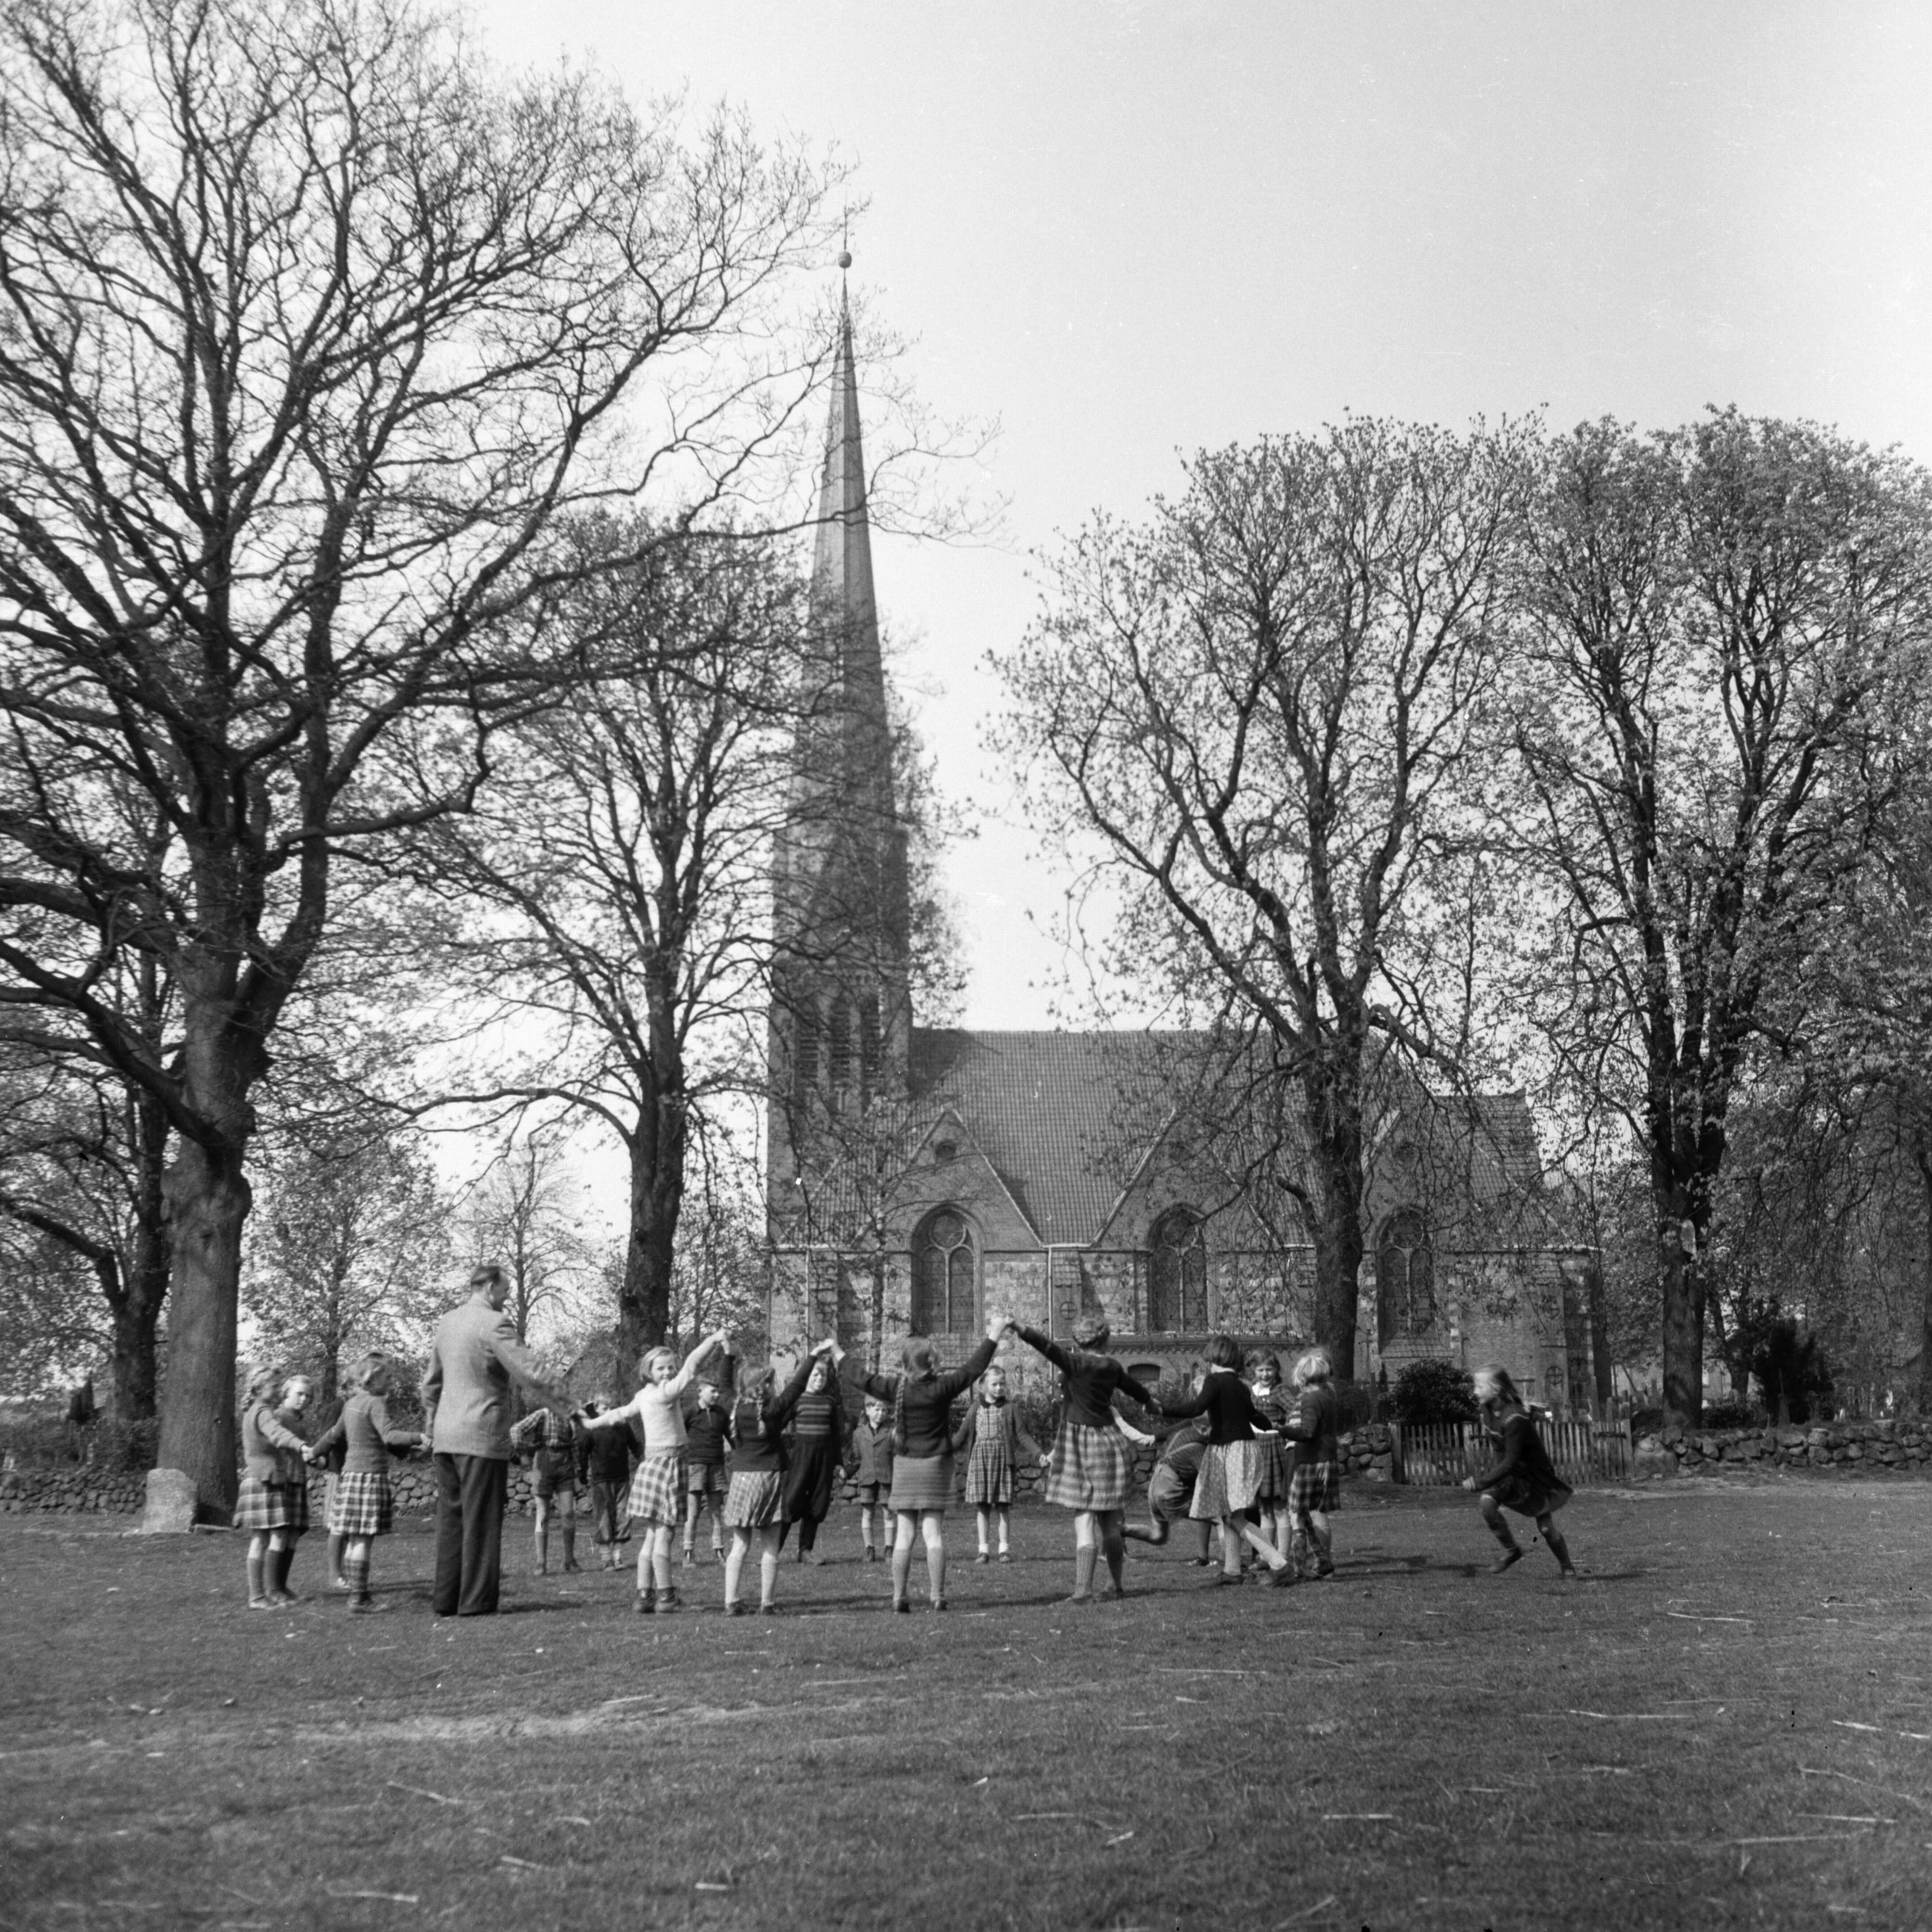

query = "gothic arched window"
(1376, 1209), (1435, 1347)
(911, 1208), (976, 1337)
(826, 998), (854, 1113)
(1148, 1209), (1208, 1332)
(858, 996), (880, 1110)
(790, 996), (821, 1113)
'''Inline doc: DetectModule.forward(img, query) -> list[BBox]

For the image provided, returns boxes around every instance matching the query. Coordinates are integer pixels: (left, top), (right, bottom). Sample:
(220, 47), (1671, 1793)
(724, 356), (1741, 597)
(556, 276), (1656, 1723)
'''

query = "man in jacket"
(423, 1263), (572, 1617)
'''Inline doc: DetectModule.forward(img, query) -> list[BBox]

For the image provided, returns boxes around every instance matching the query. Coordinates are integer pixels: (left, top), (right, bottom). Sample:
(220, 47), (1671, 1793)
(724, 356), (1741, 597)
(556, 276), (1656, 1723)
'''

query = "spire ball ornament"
(837, 249), (852, 269)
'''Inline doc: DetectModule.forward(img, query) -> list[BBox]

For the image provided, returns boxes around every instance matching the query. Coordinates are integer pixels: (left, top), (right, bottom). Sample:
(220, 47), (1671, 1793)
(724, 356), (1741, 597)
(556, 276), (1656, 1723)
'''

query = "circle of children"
(237, 1287), (1576, 1618)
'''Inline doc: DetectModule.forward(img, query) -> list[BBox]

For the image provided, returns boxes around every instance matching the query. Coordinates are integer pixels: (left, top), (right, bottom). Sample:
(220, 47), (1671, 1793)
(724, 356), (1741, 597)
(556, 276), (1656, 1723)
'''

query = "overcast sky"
(473, 0), (1932, 1030)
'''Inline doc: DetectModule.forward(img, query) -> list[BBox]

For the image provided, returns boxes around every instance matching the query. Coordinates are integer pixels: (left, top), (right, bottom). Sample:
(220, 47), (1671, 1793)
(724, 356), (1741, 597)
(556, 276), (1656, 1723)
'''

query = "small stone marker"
(140, 1467), (199, 1533)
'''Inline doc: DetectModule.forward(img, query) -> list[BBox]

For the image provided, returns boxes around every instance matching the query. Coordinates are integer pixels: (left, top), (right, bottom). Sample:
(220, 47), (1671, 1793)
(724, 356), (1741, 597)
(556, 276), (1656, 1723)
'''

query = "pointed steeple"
(809, 290), (880, 681)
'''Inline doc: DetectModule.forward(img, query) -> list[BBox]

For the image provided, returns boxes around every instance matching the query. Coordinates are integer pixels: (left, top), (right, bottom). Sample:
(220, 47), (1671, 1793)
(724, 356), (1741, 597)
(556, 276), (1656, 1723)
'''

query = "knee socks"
(925, 1538), (945, 1602)
(327, 1533), (345, 1586)
(269, 1542), (295, 1596)
(1487, 1510), (1520, 1552)
(1101, 1531), (1126, 1592)
(535, 1527), (548, 1572)
(343, 1546), (371, 1601)
(560, 1525), (576, 1567)
(799, 1517), (818, 1555)
(890, 1541), (915, 1603)
(1544, 1525), (1573, 1571)
(724, 1543), (746, 1605)
(1072, 1544), (1097, 1599)
(759, 1546), (778, 1606)
(246, 1549), (267, 1604)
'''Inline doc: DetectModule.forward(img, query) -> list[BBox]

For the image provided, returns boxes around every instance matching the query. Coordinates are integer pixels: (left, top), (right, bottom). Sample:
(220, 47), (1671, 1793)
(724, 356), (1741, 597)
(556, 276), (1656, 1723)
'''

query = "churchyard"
(2, 1476), (1927, 1932)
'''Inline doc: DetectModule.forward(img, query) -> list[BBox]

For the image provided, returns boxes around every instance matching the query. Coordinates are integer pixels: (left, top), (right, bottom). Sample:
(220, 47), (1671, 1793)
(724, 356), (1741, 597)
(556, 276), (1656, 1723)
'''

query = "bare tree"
(1506, 411), (1932, 1425)
(0, 0), (835, 1509)
(456, 1130), (601, 1354)
(996, 422), (1530, 1375)
(417, 521), (802, 1365)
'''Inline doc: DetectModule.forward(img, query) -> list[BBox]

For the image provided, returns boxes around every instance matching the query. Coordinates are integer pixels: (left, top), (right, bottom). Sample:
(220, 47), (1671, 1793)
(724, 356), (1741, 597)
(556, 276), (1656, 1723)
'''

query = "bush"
(1331, 1381), (1376, 1432)
(1391, 1359), (1478, 1426)
(1700, 1399), (1766, 1431)
(0, 1410), (156, 1471)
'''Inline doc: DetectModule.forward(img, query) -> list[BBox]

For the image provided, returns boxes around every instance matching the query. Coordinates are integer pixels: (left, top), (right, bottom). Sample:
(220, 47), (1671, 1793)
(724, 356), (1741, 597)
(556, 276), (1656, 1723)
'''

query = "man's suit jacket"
(423, 1297), (567, 1460)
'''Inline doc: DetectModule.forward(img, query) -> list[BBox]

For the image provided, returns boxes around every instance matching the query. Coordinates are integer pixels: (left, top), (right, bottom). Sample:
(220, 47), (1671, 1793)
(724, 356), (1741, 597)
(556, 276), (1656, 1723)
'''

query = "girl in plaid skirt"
(308, 1354), (426, 1613)
(952, 1366), (1044, 1563)
(720, 1346), (827, 1614)
(1281, 1348), (1343, 1578)
(582, 1328), (731, 1614)
(236, 1367), (314, 1609)
(1010, 1314), (1163, 1604)
(1246, 1351), (1294, 1559)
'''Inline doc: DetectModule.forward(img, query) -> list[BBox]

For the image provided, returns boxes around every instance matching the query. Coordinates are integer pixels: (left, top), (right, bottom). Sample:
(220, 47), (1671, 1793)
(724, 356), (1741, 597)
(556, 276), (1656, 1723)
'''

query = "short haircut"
(469, 1262), (508, 1293)
(1245, 1349), (1282, 1379)
(638, 1345), (676, 1381)
(1293, 1348), (1333, 1387)
(1203, 1333), (1241, 1370)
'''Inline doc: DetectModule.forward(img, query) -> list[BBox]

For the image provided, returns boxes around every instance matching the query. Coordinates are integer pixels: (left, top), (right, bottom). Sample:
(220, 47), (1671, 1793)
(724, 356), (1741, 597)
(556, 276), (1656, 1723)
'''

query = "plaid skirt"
(1042, 1422), (1131, 1513)
(723, 1469), (784, 1529)
(627, 1450), (688, 1527)
(889, 1452), (954, 1513)
(963, 1429), (1014, 1506)
(1286, 1459), (1341, 1522)
(326, 1469), (394, 1537)
(1254, 1436), (1292, 1503)
(235, 1476), (308, 1533)
(1190, 1440), (1264, 1520)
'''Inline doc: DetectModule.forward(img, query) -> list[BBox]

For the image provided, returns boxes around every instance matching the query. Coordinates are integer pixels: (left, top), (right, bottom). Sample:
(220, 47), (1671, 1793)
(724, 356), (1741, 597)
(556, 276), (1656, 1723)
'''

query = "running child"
(721, 1345), (829, 1614)
(683, 1379), (731, 1567)
(1008, 1314), (1163, 1603)
(236, 1368), (312, 1610)
(509, 1403), (584, 1574)
(1157, 1334), (1295, 1586)
(1462, 1364), (1577, 1577)
(847, 1396), (894, 1561)
(952, 1365), (1043, 1563)
(308, 1353), (427, 1613)
(1122, 1373), (1214, 1565)
(581, 1328), (732, 1614)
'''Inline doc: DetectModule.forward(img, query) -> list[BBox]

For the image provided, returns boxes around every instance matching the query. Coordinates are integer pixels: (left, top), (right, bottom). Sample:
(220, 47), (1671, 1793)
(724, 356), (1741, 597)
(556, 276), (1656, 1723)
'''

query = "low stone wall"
(1632, 1418), (1932, 1480)
(0, 1467), (148, 1513)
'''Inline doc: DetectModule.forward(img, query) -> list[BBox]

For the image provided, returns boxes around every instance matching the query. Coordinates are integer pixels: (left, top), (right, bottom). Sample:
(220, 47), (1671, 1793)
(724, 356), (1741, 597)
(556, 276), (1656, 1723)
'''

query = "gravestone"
(140, 1467), (199, 1533)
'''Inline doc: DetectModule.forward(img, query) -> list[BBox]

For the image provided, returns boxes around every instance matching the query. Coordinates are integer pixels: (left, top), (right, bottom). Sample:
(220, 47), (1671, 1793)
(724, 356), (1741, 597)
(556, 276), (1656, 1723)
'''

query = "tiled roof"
(907, 1028), (1552, 1248)
(909, 1029), (1185, 1243)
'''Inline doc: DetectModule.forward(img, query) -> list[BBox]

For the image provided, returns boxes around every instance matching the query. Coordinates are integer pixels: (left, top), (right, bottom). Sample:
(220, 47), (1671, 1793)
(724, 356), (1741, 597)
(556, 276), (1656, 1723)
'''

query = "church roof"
(908, 1026), (1552, 1248)
(910, 1028), (1195, 1243)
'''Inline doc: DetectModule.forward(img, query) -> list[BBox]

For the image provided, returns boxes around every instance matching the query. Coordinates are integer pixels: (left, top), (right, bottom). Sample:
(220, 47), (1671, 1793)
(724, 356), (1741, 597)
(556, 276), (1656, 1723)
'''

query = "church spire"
(808, 273), (882, 722)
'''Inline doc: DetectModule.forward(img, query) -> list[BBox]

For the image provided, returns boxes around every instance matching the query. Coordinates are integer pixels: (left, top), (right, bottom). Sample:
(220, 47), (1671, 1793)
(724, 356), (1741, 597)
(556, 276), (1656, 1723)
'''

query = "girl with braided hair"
(718, 1343), (828, 1615)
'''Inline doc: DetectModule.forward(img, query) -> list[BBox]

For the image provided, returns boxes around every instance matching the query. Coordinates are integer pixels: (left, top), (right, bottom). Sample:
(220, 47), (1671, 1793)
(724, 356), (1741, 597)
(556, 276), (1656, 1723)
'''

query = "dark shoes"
(725, 1600), (748, 1617)
(1491, 1548), (1523, 1574)
(891, 1598), (910, 1614)
(635, 1592), (655, 1614)
(347, 1595), (390, 1614)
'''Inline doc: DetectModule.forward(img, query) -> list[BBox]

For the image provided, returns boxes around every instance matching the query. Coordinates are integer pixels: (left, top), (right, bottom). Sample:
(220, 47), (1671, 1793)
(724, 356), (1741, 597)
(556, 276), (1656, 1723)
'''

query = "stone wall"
(1631, 1418), (1932, 1480)
(2, 1460), (553, 1519)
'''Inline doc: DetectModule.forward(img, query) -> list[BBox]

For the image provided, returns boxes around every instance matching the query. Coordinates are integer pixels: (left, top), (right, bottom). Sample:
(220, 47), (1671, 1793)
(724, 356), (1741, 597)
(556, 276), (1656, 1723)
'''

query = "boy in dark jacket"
(847, 1396), (895, 1561)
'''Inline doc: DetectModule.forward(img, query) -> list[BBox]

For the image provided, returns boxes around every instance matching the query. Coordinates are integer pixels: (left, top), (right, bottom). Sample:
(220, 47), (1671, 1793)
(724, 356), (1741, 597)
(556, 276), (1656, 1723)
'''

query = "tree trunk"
(1658, 1208), (1705, 1429)
(1304, 1080), (1365, 1381)
(155, 1138), (252, 1518)
(1916, 1145), (1932, 1418)
(113, 1089), (173, 1421)
(1584, 1255), (1613, 1413)
(619, 1131), (682, 1369)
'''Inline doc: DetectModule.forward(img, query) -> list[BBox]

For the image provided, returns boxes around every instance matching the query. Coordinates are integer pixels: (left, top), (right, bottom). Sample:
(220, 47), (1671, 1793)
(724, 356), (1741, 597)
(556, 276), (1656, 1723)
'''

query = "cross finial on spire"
(837, 205), (852, 277)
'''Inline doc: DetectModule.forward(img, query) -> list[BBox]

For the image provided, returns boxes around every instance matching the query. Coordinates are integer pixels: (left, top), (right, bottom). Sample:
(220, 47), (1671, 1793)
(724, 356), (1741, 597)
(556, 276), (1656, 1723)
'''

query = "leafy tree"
(243, 1113), (452, 1405)
(0, 0), (837, 1509)
(997, 422), (1532, 1376)
(1506, 412), (1932, 1426)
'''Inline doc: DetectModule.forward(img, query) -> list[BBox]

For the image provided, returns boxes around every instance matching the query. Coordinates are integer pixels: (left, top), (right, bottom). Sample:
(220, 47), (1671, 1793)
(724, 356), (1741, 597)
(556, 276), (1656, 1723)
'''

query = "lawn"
(2, 1476), (1928, 1932)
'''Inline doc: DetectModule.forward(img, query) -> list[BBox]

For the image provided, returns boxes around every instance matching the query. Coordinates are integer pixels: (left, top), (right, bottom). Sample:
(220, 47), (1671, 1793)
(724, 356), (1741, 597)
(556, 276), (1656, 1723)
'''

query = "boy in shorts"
(847, 1395), (895, 1561)
(683, 1379), (730, 1565)
(509, 1403), (584, 1574)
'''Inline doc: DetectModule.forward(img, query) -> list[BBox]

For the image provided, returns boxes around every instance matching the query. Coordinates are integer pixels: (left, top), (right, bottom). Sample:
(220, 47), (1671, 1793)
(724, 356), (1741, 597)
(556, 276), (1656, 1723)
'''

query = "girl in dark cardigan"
(1281, 1347), (1343, 1579)
(720, 1344), (828, 1615)
(1462, 1364), (1577, 1577)
(1159, 1334), (1295, 1585)
(849, 1310), (1008, 1612)
(307, 1353), (426, 1612)
(1010, 1314), (1163, 1603)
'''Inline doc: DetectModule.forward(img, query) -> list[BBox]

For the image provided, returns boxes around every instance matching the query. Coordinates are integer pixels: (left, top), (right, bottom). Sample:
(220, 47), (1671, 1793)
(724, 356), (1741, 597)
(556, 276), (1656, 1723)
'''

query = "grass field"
(2, 1476), (1929, 1932)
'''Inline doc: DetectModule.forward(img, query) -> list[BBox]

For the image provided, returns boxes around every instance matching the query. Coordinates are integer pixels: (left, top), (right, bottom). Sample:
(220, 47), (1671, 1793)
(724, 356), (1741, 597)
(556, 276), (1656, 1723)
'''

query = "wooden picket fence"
(1390, 1417), (1632, 1488)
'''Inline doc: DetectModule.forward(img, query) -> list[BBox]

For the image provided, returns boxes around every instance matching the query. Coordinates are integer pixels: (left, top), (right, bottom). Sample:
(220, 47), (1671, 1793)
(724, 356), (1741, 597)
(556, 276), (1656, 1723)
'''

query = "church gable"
(883, 1107), (1038, 1250)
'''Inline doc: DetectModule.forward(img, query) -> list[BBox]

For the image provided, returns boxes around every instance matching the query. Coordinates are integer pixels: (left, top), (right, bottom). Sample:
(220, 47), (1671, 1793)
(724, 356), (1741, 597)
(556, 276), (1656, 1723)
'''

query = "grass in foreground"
(2, 1477), (1929, 1932)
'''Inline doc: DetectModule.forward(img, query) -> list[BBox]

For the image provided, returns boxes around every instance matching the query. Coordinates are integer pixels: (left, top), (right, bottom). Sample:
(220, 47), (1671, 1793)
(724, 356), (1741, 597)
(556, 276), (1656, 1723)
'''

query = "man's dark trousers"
(433, 1453), (509, 1616)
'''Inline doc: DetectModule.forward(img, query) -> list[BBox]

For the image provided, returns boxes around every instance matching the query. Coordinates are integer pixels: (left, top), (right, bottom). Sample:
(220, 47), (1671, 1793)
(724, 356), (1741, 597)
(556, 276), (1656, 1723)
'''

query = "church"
(765, 296), (1598, 1412)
